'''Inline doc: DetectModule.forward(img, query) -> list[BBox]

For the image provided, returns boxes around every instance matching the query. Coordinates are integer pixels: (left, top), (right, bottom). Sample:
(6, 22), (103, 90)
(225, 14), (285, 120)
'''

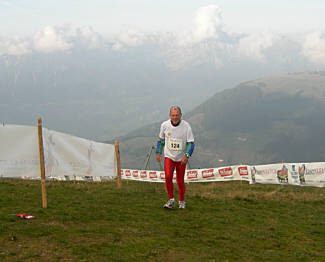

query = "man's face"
(169, 108), (181, 125)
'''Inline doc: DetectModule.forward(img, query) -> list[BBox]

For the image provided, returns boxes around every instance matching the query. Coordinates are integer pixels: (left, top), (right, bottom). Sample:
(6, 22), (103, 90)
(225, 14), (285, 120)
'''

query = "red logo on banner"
(160, 172), (165, 179)
(202, 169), (214, 178)
(125, 170), (131, 177)
(149, 171), (157, 179)
(140, 171), (147, 178)
(218, 167), (233, 177)
(238, 166), (248, 176)
(187, 170), (198, 179)
(121, 169), (124, 176)
(132, 170), (139, 177)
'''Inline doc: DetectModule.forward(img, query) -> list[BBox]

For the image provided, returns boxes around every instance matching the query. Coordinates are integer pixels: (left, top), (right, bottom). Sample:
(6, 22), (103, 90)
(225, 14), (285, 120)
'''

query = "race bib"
(167, 140), (183, 151)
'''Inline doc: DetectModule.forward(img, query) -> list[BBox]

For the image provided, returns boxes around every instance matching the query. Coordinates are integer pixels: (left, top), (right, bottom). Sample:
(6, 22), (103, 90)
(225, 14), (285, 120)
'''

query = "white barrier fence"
(0, 125), (40, 178)
(1, 124), (325, 188)
(0, 124), (116, 180)
(121, 161), (325, 188)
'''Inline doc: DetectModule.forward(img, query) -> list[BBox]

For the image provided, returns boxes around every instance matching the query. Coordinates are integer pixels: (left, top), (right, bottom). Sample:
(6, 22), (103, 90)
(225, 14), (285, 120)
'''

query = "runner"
(156, 106), (195, 209)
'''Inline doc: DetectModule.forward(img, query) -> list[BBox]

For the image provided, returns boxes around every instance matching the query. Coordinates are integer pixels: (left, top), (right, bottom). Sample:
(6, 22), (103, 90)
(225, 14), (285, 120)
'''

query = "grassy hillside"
(1, 179), (325, 261)
(114, 72), (325, 169)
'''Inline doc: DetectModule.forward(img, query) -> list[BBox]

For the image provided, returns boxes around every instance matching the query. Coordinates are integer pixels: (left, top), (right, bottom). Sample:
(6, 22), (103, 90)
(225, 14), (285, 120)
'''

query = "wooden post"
(37, 118), (47, 208)
(240, 162), (243, 185)
(115, 140), (121, 188)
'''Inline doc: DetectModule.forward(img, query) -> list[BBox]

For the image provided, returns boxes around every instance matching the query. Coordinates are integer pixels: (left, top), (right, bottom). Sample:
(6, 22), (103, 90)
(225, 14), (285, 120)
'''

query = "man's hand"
(156, 154), (162, 162)
(181, 155), (188, 165)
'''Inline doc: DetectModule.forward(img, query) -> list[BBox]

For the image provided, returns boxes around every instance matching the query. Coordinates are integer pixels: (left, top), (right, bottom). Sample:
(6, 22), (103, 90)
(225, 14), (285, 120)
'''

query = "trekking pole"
(157, 159), (163, 171)
(144, 145), (155, 170)
(187, 159), (191, 170)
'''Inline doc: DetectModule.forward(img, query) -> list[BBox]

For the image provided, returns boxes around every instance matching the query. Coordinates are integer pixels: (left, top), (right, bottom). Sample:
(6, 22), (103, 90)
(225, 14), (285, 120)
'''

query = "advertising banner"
(121, 164), (250, 183)
(249, 163), (285, 185)
(248, 162), (325, 187)
(284, 162), (325, 187)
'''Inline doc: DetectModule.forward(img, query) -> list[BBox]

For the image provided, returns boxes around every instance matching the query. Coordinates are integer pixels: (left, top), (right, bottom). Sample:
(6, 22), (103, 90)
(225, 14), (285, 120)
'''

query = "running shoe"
(163, 199), (175, 209)
(179, 201), (186, 209)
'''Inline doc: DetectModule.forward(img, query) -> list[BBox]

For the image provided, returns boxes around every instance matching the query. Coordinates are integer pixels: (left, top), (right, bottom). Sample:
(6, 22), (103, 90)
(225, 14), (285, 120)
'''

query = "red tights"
(164, 157), (186, 201)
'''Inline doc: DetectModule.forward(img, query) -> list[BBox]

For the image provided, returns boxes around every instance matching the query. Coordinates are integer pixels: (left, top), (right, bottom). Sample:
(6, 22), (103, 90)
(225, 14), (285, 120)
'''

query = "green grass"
(1, 179), (325, 262)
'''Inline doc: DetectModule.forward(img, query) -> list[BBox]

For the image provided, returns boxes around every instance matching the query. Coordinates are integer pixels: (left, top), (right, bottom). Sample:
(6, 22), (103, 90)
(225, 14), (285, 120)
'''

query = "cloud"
(112, 29), (146, 50)
(302, 31), (325, 65)
(0, 5), (318, 74)
(0, 25), (105, 56)
(158, 5), (229, 70)
(76, 26), (103, 49)
(158, 5), (304, 70)
(161, 36), (226, 71)
(192, 5), (223, 43)
(110, 5), (225, 57)
(0, 37), (32, 56)
(235, 32), (278, 61)
(33, 25), (73, 53)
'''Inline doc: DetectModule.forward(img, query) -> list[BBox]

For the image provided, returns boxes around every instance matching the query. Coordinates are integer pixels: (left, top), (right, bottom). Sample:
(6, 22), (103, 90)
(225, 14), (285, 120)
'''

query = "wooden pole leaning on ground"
(115, 140), (121, 188)
(37, 118), (47, 208)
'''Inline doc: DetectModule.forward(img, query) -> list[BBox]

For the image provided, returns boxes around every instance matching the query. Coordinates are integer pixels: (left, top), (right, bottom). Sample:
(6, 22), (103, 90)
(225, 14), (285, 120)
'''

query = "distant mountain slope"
(115, 72), (325, 169)
(0, 51), (239, 140)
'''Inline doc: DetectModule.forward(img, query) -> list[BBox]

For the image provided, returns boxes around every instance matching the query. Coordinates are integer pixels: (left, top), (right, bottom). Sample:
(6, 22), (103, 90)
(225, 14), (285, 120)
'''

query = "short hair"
(169, 106), (182, 115)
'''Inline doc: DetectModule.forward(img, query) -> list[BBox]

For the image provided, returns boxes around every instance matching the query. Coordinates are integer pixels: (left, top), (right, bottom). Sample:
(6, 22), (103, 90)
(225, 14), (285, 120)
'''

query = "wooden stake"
(240, 162), (243, 185)
(37, 118), (47, 208)
(115, 140), (121, 188)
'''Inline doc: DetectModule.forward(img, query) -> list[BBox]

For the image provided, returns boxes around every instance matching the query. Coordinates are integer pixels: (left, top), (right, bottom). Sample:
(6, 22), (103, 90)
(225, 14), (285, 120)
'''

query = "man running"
(156, 106), (195, 209)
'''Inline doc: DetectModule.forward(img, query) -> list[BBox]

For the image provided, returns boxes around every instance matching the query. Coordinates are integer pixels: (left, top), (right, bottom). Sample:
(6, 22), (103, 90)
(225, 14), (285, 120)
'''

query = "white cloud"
(112, 29), (145, 50)
(158, 5), (229, 70)
(0, 37), (32, 56)
(235, 32), (278, 61)
(192, 5), (223, 43)
(161, 36), (225, 71)
(302, 31), (325, 65)
(76, 26), (103, 49)
(0, 5), (316, 74)
(33, 25), (73, 53)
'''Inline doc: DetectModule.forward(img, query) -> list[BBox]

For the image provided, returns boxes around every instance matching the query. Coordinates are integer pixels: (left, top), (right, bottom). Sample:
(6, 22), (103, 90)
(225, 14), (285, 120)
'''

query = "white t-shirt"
(158, 119), (194, 162)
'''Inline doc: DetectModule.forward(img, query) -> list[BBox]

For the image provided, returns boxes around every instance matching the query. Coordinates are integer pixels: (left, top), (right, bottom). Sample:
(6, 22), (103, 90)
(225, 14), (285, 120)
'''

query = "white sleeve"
(158, 123), (165, 140)
(187, 125), (194, 142)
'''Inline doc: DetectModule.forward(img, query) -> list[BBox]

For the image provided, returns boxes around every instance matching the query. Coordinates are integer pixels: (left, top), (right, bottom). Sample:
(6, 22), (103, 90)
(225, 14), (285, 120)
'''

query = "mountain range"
(0, 49), (248, 141)
(114, 71), (325, 169)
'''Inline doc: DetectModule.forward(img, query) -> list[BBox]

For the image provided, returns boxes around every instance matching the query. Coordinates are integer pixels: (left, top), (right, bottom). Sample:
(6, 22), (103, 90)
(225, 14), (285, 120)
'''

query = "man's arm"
(185, 142), (195, 157)
(181, 141), (194, 165)
(156, 139), (165, 162)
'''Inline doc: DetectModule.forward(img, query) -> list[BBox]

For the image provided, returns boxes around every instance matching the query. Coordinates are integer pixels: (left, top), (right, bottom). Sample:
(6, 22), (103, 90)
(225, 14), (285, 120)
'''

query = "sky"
(1, 0), (325, 69)
(1, 0), (324, 37)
